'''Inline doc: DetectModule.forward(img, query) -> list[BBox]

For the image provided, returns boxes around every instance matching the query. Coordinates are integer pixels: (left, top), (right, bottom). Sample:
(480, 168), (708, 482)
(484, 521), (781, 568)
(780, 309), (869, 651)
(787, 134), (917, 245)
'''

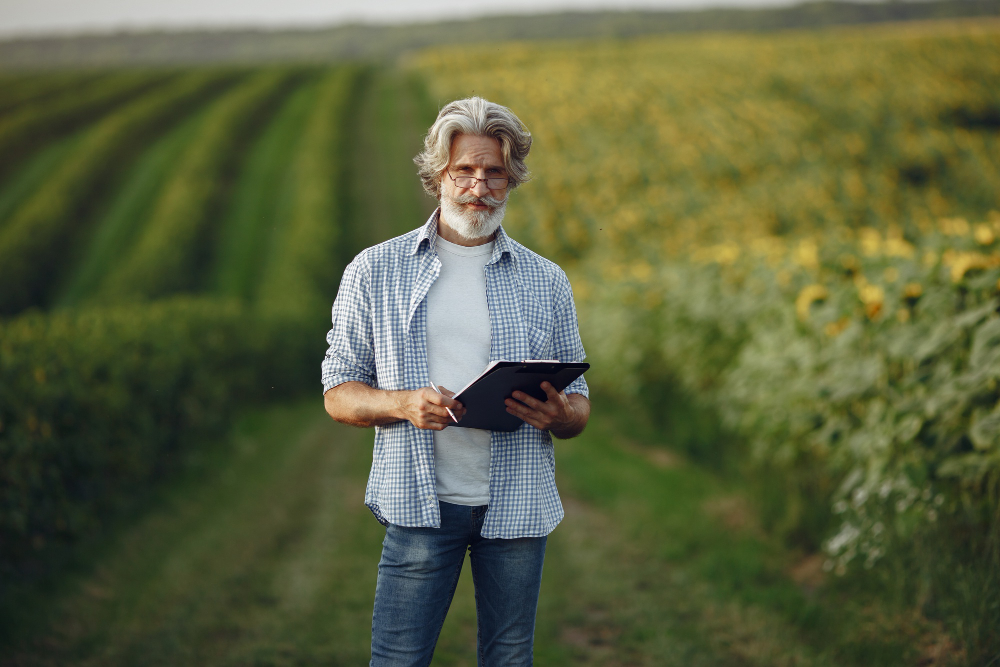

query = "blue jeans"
(370, 501), (547, 666)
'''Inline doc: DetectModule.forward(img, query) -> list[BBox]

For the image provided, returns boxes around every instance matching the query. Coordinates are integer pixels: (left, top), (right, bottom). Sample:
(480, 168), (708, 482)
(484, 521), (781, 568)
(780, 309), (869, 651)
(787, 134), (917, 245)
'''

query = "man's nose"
(470, 178), (490, 197)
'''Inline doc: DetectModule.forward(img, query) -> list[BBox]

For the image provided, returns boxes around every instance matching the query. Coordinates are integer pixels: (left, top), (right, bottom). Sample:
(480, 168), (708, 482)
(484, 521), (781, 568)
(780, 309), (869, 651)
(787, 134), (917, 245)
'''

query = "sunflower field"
(415, 21), (1000, 655)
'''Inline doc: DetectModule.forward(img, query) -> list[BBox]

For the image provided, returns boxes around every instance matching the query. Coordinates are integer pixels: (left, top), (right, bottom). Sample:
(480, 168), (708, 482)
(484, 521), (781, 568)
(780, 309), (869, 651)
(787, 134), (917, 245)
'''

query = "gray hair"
(414, 97), (532, 199)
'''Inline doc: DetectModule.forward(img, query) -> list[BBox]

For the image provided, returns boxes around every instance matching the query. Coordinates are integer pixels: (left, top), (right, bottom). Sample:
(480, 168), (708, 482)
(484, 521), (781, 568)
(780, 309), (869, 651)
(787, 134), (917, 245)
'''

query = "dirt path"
(0, 399), (829, 667)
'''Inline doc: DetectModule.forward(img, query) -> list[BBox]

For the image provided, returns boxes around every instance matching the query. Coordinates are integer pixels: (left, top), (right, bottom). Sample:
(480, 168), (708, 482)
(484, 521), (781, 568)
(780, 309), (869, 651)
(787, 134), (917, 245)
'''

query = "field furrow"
(52, 107), (213, 308)
(254, 66), (361, 315)
(93, 69), (303, 302)
(0, 70), (181, 187)
(0, 71), (112, 116)
(0, 70), (244, 315)
(210, 72), (324, 302)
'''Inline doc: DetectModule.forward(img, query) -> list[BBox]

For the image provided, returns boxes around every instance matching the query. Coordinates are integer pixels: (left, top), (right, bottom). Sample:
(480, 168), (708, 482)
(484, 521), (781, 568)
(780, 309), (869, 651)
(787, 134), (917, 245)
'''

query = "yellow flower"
(858, 283), (884, 320)
(825, 317), (851, 337)
(794, 239), (820, 270)
(939, 217), (970, 236)
(796, 284), (829, 321)
(974, 224), (995, 246)
(946, 251), (1000, 282)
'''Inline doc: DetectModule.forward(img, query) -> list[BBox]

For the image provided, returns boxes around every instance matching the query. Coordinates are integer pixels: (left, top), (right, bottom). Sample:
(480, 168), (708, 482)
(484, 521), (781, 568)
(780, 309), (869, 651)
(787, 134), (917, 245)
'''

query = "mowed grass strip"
(94, 69), (300, 303)
(0, 70), (240, 315)
(211, 72), (323, 302)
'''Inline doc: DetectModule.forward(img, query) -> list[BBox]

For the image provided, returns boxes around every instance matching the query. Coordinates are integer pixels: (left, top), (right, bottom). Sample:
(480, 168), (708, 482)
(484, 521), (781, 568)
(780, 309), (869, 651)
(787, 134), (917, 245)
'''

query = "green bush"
(0, 298), (314, 569)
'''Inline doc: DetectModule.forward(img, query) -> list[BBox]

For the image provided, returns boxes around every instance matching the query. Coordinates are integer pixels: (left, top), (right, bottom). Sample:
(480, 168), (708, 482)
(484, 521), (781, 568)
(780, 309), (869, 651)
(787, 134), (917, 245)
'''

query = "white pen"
(429, 381), (459, 423)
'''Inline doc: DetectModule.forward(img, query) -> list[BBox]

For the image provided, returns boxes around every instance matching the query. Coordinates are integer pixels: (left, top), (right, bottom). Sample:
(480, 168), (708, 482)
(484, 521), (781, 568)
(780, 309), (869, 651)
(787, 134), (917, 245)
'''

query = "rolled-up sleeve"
(550, 270), (589, 399)
(322, 256), (376, 393)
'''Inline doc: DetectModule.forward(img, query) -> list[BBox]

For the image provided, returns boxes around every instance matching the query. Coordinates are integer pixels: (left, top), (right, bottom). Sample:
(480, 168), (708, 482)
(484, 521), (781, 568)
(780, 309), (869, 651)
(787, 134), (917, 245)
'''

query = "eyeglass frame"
(445, 171), (510, 190)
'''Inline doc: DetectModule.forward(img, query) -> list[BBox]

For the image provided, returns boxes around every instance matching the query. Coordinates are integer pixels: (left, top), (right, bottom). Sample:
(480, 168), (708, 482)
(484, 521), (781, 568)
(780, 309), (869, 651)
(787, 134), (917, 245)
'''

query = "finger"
(429, 393), (463, 410)
(506, 399), (551, 425)
(506, 403), (548, 430)
(540, 382), (563, 401)
(510, 391), (546, 410)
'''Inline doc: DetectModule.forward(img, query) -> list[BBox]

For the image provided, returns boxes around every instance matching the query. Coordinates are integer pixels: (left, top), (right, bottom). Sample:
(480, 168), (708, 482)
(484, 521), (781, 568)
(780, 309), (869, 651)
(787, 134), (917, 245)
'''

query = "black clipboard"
(451, 360), (589, 432)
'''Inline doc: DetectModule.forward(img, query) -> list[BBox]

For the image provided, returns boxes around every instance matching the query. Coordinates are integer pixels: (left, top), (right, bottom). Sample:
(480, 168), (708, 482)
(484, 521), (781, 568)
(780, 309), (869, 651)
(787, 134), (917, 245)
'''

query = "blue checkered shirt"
(322, 210), (589, 538)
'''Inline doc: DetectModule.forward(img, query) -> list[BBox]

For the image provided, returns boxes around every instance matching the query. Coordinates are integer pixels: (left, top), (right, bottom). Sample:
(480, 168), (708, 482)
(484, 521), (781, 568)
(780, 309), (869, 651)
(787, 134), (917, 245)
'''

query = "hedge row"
(0, 70), (242, 315)
(0, 298), (317, 568)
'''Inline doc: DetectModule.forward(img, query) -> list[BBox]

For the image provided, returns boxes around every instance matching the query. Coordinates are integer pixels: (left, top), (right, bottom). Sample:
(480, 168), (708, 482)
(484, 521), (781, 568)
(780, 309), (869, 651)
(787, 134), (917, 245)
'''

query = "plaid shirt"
(322, 210), (589, 538)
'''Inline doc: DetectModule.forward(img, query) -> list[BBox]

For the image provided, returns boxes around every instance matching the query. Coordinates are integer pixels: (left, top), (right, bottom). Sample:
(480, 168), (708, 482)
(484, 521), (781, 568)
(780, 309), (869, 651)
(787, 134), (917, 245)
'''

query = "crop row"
(581, 217), (1000, 656)
(255, 67), (359, 316)
(92, 69), (300, 302)
(0, 70), (180, 185)
(0, 70), (244, 315)
(0, 70), (112, 116)
(210, 71), (324, 301)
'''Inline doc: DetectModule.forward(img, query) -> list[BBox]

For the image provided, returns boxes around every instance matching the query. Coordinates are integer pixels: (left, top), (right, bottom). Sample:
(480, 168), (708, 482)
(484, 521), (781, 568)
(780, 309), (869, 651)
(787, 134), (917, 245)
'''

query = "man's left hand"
(505, 382), (590, 439)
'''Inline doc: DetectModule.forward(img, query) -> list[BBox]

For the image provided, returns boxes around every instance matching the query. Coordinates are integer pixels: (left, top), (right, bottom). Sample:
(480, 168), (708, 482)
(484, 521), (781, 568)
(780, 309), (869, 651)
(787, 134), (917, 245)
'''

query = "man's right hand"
(395, 387), (466, 430)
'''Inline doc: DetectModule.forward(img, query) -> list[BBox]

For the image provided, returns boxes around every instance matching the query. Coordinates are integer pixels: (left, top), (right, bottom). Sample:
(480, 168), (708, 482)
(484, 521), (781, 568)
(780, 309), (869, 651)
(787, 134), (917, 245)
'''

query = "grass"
(344, 66), (438, 248)
(1, 396), (954, 666)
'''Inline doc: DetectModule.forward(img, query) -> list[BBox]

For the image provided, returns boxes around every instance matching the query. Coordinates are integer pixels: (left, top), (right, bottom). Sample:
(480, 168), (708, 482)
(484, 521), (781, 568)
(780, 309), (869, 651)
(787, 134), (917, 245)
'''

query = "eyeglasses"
(446, 171), (509, 190)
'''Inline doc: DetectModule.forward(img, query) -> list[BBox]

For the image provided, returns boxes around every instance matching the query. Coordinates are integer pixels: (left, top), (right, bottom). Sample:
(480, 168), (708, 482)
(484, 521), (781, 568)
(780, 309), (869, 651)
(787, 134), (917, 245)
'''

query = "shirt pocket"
(517, 279), (552, 359)
(525, 324), (552, 359)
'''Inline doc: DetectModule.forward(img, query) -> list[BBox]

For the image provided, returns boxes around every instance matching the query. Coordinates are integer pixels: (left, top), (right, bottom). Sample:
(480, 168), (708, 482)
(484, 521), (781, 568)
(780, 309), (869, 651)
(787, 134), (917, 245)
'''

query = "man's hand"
(505, 382), (590, 439)
(395, 386), (466, 431)
(324, 382), (464, 430)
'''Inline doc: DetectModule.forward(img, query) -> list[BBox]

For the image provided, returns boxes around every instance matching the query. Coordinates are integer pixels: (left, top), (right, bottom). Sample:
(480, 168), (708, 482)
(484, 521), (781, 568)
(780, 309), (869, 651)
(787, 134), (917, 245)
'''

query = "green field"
(1, 19), (998, 665)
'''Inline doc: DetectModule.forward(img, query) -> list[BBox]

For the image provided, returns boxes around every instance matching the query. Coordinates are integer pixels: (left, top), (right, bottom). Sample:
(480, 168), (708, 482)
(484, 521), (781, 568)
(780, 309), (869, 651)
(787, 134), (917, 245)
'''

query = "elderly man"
(322, 97), (590, 666)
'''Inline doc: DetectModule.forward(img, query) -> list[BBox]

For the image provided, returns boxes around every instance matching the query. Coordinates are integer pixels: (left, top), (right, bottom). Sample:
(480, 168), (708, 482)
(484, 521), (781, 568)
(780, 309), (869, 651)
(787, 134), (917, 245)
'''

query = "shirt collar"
(411, 207), (514, 265)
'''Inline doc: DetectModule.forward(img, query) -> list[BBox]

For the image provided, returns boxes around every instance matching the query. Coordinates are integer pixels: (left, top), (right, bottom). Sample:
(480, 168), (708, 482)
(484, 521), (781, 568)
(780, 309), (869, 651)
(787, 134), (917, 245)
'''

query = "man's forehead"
(449, 134), (504, 166)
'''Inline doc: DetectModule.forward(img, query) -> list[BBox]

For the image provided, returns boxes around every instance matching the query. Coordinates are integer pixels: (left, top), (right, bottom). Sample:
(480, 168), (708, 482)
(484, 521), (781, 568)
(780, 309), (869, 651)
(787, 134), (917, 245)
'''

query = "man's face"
(438, 134), (509, 242)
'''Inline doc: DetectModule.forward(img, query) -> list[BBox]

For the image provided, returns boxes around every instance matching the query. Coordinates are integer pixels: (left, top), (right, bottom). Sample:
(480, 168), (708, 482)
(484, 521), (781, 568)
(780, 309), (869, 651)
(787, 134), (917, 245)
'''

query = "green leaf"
(969, 405), (1000, 451)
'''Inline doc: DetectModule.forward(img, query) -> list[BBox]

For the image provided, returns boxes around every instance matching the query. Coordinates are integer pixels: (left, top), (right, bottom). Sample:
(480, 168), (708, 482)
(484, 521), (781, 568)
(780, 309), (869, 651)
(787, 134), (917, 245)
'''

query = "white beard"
(440, 193), (507, 242)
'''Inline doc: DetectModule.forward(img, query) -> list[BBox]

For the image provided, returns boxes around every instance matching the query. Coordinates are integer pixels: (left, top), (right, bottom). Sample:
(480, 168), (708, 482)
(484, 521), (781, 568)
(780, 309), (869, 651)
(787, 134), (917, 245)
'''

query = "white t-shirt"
(426, 235), (494, 506)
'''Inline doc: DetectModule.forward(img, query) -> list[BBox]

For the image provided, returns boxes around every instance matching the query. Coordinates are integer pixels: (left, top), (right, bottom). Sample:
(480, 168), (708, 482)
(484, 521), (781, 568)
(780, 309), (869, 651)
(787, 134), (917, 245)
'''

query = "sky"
(0, 0), (797, 38)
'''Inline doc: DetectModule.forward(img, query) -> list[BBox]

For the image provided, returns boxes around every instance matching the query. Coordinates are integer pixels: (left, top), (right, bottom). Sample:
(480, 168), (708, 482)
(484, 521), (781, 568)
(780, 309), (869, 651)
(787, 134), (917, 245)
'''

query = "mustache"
(452, 193), (506, 207)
